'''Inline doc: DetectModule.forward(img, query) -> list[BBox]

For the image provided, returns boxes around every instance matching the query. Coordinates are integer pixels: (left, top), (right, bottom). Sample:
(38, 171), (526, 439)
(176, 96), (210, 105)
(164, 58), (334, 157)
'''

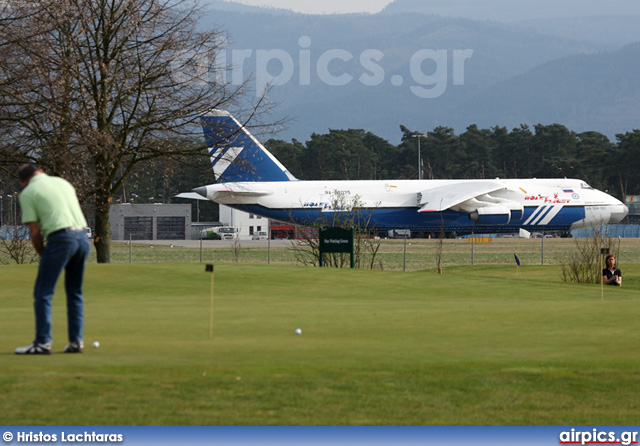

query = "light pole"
(412, 132), (425, 180)
(7, 194), (13, 226)
(13, 192), (18, 226)
(0, 196), (3, 227)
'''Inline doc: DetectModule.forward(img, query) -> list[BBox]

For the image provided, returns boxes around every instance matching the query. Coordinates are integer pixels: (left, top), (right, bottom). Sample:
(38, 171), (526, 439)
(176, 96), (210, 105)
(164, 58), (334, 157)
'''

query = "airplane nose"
(609, 203), (629, 224)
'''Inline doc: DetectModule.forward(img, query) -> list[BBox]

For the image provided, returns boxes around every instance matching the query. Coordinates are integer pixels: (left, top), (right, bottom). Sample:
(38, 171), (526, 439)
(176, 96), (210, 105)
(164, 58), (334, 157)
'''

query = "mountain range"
(201, 0), (640, 143)
(380, 0), (640, 21)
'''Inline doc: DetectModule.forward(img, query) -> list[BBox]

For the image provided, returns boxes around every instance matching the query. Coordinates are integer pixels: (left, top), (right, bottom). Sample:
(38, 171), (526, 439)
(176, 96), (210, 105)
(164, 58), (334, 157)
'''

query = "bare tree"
(0, 225), (38, 265)
(0, 0), (263, 262)
(290, 191), (382, 269)
(560, 227), (621, 284)
(231, 233), (242, 263)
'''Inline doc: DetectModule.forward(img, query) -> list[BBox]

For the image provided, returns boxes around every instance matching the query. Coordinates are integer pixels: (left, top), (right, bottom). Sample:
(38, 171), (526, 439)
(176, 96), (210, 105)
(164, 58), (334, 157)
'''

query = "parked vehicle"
(201, 226), (237, 240)
(387, 229), (411, 239)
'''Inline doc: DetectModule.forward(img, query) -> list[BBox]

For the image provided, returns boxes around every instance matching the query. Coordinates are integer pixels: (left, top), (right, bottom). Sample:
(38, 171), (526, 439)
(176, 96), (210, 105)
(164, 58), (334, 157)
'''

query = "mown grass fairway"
(102, 237), (640, 272)
(1, 262), (640, 425)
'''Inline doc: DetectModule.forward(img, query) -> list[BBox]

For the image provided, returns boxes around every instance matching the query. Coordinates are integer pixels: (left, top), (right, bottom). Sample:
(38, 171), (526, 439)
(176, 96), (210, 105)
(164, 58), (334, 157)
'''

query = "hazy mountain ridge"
(204, 0), (297, 15)
(381, 0), (640, 21)
(444, 43), (640, 136)
(516, 16), (640, 48)
(202, 1), (640, 142)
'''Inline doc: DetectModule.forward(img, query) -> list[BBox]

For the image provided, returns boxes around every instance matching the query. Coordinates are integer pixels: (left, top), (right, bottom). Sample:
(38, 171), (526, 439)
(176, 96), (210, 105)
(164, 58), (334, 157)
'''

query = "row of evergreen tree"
(265, 123), (640, 200)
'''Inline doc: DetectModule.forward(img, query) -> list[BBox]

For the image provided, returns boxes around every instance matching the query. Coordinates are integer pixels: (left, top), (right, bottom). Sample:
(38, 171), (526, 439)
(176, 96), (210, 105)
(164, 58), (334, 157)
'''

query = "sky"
(234, 0), (393, 14)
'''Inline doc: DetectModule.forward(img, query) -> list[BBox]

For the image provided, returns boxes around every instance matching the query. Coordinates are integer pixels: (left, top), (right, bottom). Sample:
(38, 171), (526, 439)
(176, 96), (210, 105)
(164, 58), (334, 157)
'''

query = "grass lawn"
(101, 237), (640, 272)
(1, 261), (639, 425)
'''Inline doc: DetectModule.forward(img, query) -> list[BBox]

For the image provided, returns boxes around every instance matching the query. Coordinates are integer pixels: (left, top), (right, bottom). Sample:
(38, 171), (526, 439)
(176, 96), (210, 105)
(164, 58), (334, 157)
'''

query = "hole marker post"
(600, 248), (609, 302)
(206, 264), (214, 339)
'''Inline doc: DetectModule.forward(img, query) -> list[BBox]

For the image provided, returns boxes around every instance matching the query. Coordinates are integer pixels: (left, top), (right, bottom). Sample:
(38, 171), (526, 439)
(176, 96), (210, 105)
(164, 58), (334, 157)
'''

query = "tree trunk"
(94, 193), (112, 263)
(618, 174), (627, 202)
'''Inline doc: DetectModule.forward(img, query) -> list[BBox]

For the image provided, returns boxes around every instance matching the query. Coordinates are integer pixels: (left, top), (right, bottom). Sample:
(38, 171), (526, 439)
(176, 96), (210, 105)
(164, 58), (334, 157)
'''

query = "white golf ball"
(295, 328), (302, 335)
(93, 341), (100, 348)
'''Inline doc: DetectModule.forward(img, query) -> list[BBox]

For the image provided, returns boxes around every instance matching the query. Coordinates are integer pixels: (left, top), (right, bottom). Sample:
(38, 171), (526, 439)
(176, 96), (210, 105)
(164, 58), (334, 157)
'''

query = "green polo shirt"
(20, 173), (87, 239)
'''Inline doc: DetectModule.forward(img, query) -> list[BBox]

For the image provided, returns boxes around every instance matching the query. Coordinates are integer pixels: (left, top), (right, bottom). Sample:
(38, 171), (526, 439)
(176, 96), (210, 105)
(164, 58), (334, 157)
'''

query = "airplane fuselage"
(196, 177), (628, 235)
(188, 111), (628, 235)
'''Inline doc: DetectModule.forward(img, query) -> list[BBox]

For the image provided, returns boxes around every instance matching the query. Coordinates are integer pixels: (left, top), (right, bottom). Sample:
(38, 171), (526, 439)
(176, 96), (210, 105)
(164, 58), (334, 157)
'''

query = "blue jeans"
(33, 230), (91, 345)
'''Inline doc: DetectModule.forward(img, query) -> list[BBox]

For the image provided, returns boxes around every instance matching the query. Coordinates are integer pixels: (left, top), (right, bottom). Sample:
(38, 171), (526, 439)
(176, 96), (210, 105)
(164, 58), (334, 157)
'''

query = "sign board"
(467, 237), (492, 243)
(319, 227), (354, 268)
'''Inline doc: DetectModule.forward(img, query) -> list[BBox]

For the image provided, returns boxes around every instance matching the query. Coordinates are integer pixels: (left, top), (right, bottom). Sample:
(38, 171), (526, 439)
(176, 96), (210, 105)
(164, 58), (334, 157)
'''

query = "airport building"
(109, 203), (295, 241)
(626, 195), (640, 224)
(219, 205), (269, 240)
(218, 205), (306, 240)
(109, 203), (192, 241)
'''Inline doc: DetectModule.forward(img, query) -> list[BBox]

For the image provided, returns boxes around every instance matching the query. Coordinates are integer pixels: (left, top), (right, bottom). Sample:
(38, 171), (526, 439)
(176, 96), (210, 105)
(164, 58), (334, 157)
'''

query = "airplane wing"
(210, 189), (274, 197)
(177, 187), (273, 202)
(418, 181), (505, 212)
(175, 192), (210, 201)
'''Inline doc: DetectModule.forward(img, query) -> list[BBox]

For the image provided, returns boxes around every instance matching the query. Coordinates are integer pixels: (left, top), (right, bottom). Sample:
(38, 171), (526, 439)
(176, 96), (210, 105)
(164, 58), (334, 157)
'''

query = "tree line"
(265, 124), (640, 200)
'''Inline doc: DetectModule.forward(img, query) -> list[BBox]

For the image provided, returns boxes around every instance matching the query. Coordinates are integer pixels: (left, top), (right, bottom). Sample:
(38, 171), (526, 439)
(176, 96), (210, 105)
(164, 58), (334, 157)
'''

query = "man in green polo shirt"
(15, 164), (91, 355)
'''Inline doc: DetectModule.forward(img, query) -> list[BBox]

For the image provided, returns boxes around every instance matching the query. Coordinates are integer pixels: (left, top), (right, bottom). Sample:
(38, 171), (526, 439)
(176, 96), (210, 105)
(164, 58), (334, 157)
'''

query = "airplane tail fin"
(201, 110), (297, 183)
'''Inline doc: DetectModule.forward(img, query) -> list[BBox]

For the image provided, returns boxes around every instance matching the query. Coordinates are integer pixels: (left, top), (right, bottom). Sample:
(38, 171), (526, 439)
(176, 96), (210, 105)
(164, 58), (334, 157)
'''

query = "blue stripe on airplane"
(228, 205), (586, 234)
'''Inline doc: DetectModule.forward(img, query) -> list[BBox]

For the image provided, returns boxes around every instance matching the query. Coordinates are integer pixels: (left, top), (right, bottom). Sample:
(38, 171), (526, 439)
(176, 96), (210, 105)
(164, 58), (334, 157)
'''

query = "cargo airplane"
(185, 111), (628, 235)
